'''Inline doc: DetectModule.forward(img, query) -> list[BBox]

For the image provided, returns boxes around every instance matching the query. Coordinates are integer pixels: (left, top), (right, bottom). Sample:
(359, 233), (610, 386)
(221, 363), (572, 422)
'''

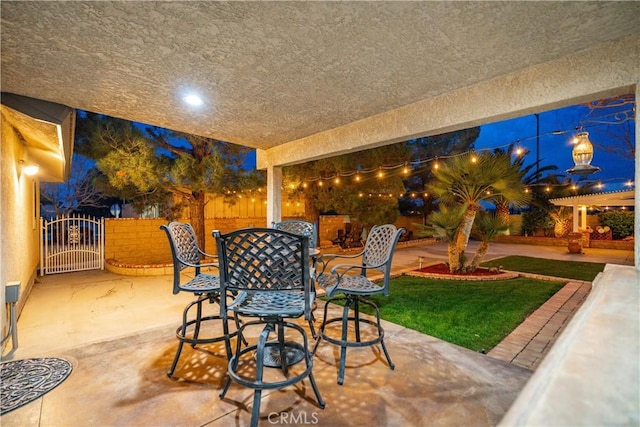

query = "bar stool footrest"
(175, 315), (239, 345)
(318, 316), (384, 348)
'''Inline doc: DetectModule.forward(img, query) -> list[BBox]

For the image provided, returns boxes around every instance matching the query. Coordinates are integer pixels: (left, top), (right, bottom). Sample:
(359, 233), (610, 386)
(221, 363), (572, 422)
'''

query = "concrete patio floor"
(1, 241), (633, 426)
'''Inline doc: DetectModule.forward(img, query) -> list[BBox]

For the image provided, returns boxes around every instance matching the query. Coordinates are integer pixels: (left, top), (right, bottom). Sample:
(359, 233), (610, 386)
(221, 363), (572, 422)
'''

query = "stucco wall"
(1, 118), (40, 345)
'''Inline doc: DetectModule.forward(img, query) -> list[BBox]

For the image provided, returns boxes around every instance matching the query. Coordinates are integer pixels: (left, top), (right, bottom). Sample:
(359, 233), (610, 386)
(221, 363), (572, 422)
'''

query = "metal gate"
(40, 214), (105, 275)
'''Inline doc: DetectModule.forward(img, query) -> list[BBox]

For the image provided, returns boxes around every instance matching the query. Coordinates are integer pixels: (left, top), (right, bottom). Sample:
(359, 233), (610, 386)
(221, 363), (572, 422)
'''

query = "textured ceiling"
(2, 1), (639, 150)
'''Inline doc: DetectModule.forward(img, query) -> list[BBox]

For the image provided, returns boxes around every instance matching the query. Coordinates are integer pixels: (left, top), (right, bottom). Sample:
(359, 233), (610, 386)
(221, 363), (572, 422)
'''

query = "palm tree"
(428, 151), (530, 272)
(467, 210), (510, 271)
(425, 204), (467, 270)
(489, 144), (556, 233)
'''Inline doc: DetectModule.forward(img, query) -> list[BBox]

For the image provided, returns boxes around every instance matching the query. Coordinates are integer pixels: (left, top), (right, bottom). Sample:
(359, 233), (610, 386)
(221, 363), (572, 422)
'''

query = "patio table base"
(259, 341), (306, 368)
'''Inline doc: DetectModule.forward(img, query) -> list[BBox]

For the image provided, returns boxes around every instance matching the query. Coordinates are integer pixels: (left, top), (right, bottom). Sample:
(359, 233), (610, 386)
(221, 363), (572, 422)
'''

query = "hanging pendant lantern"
(567, 131), (601, 175)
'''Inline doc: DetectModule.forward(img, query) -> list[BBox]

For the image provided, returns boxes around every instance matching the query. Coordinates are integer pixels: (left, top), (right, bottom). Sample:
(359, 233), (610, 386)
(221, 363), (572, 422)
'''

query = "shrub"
(598, 210), (634, 239)
(522, 207), (554, 236)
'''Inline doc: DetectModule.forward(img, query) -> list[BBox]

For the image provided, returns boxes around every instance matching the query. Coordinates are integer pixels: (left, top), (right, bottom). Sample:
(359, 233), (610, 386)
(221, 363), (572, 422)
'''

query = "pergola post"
(266, 165), (282, 226)
(580, 206), (588, 231)
(572, 203), (580, 232)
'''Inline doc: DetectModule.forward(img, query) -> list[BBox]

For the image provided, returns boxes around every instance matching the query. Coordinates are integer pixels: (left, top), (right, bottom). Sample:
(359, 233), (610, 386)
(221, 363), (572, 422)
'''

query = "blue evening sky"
(474, 101), (635, 191)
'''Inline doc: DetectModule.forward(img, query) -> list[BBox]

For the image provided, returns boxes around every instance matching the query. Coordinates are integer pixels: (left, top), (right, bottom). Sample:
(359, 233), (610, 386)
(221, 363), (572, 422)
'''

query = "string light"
(220, 171), (629, 207)
(287, 116), (634, 192)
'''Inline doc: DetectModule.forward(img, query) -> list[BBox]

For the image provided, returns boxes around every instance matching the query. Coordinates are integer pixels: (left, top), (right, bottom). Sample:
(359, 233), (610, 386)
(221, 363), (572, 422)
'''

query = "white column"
(580, 206), (587, 230)
(572, 203), (580, 232)
(266, 165), (282, 226)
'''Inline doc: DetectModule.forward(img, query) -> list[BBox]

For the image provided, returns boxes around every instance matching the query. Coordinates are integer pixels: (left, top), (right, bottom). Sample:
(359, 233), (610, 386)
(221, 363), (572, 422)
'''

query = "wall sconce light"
(566, 131), (600, 175)
(19, 160), (39, 176)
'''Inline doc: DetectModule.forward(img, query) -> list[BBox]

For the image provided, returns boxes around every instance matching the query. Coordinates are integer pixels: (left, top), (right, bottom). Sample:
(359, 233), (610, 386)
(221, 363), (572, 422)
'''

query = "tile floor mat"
(0, 357), (72, 415)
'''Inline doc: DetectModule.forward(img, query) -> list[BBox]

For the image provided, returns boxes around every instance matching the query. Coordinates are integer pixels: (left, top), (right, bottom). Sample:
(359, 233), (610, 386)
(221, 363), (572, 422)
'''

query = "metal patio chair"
(313, 224), (405, 385)
(160, 222), (239, 378)
(271, 219), (317, 249)
(214, 228), (325, 427)
(272, 219), (319, 337)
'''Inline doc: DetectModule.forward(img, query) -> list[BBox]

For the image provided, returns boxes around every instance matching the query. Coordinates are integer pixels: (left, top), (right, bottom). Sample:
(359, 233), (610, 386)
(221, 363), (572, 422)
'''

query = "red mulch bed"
(416, 263), (501, 277)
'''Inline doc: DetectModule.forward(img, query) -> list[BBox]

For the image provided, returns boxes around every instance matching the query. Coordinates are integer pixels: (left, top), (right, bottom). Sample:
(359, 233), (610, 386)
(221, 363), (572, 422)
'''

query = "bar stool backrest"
(271, 220), (317, 249)
(361, 224), (405, 295)
(161, 222), (206, 294)
(215, 228), (312, 319)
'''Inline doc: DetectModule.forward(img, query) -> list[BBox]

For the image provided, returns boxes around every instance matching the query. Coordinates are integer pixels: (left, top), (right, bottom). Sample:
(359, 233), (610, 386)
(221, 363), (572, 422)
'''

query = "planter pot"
(567, 232), (582, 254)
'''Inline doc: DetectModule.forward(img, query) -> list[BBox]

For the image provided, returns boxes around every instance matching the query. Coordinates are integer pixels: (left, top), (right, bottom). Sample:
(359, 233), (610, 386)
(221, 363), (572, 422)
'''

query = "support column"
(580, 206), (587, 230)
(572, 203), (580, 232)
(266, 165), (282, 226)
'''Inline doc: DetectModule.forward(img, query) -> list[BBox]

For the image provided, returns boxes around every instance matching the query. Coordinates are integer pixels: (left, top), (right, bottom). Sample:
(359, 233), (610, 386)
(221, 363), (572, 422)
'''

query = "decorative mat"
(1, 357), (72, 415)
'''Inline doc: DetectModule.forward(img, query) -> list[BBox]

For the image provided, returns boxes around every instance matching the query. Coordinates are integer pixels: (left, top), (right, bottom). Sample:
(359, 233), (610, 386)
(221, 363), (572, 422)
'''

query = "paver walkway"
(488, 277), (592, 370)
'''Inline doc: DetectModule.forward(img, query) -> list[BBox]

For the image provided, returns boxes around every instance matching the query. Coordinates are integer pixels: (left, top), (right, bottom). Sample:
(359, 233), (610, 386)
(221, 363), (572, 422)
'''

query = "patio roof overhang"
(1, 2), (639, 165)
(1, 93), (75, 183)
(1, 1), (638, 252)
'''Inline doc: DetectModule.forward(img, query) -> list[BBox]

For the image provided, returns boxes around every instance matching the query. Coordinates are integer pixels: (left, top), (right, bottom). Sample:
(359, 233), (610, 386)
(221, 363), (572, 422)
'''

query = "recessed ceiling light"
(183, 94), (204, 107)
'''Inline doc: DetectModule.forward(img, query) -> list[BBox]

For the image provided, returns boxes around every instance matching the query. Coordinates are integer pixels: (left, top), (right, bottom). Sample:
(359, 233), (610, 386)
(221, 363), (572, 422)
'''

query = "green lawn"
(323, 257), (600, 352)
(331, 275), (565, 352)
(481, 255), (605, 281)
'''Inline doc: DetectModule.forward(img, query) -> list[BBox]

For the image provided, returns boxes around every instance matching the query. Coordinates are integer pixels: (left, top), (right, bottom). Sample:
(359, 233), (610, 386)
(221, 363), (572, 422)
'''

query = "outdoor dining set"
(161, 220), (405, 427)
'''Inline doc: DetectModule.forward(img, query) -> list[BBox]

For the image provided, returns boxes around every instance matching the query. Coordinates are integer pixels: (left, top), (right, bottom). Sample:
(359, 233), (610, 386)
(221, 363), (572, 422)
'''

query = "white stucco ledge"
(499, 264), (639, 426)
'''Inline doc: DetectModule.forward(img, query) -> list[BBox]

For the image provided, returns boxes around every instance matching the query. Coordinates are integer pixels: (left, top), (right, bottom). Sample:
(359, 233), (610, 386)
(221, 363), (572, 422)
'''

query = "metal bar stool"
(313, 224), (405, 385)
(271, 219), (319, 338)
(161, 222), (240, 378)
(214, 227), (325, 427)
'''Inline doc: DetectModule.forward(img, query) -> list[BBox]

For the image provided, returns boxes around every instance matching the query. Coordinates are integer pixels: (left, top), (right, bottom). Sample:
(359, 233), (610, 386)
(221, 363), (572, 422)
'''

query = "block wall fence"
(105, 215), (428, 265)
(104, 214), (623, 266)
(105, 217), (276, 265)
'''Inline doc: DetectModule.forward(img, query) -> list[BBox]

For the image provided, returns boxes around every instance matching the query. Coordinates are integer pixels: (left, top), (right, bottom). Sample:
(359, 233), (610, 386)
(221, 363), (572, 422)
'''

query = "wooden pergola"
(549, 189), (635, 232)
